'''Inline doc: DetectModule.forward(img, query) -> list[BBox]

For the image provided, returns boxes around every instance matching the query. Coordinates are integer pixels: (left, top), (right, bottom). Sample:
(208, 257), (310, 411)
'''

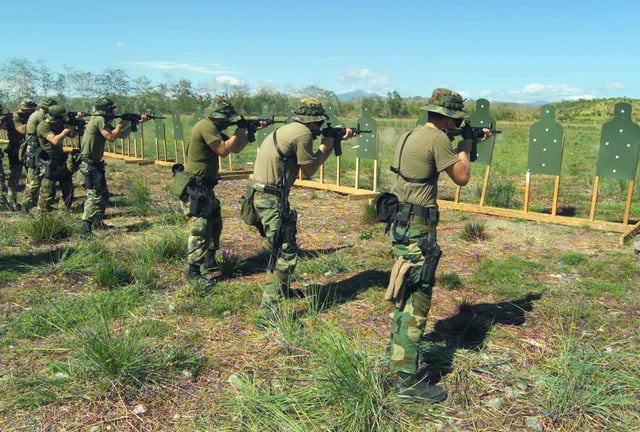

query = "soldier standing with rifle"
(383, 88), (492, 402)
(35, 105), (78, 213)
(249, 98), (355, 327)
(4, 98), (37, 210)
(179, 99), (265, 282)
(0, 102), (11, 210)
(79, 97), (145, 235)
(21, 97), (57, 212)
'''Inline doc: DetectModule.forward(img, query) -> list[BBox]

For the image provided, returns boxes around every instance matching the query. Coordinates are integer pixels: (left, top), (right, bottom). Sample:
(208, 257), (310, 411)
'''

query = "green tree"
(387, 90), (407, 117)
(0, 58), (37, 99)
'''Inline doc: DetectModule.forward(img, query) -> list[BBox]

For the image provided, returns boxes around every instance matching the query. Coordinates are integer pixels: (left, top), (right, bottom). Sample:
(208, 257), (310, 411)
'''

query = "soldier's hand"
(479, 128), (493, 142)
(342, 128), (356, 140)
(139, 114), (149, 123)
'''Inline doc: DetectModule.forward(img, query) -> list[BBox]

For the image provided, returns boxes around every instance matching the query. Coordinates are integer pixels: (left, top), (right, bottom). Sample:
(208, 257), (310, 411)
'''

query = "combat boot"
(81, 220), (93, 237)
(395, 372), (447, 403)
(186, 263), (207, 283)
(203, 251), (217, 272)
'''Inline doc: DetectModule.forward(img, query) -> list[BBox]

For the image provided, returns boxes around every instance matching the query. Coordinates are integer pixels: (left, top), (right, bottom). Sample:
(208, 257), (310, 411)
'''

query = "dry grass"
(1, 158), (639, 431)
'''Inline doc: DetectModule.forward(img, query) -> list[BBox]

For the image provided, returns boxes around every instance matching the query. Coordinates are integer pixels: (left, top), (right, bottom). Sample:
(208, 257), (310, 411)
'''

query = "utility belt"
(393, 203), (439, 231)
(252, 182), (283, 197)
(391, 203), (442, 287)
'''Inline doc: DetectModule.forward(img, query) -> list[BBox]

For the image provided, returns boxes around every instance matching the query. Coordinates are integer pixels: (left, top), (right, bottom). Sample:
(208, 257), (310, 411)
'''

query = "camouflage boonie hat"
(38, 97), (58, 108)
(94, 97), (116, 114)
(292, 98), (329, 123)
(19, 98), (37, 110)
(422, 88), (467, 119)
(46, 105), (68, 121)
(205, 99), (238, 120)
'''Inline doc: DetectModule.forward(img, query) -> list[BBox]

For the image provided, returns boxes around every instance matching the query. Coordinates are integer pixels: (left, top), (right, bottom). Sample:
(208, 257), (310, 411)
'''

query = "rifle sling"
(389, 130), (434, 184)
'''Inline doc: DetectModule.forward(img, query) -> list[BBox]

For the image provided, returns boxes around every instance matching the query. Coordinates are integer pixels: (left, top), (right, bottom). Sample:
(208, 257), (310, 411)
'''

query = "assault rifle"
(66, 112), (91, 135)
(114, 113), (165, 132)
(320, 123), (372, 156)
(225, 114), (287, 142)
(444, 121), (501, 162)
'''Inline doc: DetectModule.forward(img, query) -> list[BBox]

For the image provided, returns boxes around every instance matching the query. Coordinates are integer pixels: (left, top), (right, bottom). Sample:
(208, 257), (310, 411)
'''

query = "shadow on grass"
(240, 245), (353, 277)
(0, 247), (71, 275)
(420, 292), (543, 383)
(303, 269), (390, 310)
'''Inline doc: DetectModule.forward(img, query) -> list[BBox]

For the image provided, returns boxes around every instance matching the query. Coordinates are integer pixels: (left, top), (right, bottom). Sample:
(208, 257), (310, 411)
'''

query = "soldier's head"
(204, 98), (238, 122)
(292, 98), (329, 125)
(18, 98), (37, 114)
(94, 97), (116, 116)
(38, 97), (58, 112)
(423, 88), (467, 127)
(46, 105), (68, 124)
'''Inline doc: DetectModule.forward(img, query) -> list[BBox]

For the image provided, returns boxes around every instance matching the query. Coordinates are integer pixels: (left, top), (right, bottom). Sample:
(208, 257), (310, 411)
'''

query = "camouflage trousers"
(182, 187), (222, 266)
(22, 166), (42, 212)
(387, 224), (435, 374)
(7, 163), (23, 206)
(253, 192), (298, 317)
(38, 162), (74, 212)
(81, 166), (109, 224)
(0, 159), (11, 210)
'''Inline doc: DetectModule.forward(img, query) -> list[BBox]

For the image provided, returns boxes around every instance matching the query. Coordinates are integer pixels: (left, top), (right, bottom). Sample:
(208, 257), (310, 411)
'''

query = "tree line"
(1, 57), (545, 121)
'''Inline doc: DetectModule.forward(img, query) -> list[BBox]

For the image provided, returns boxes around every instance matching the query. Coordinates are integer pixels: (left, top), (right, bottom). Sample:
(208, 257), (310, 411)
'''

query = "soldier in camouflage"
(385, 88), (492, 402)
(21, 97), (57, 212)
(79, 97), (143, 235)
(182, 99), (263, 282)
(0, 102), (10, 210)
(250, 98), (355, 327)
(4, 99), (37, 210)
(35, 105), (77, 212)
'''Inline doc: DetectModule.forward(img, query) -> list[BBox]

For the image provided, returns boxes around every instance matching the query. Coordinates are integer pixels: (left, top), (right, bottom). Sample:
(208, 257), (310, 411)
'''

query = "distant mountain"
(336, 89), (380, 101)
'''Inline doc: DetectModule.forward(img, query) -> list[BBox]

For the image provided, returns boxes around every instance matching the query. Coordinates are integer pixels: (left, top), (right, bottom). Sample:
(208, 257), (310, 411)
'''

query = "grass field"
(1, 116), (639, 431)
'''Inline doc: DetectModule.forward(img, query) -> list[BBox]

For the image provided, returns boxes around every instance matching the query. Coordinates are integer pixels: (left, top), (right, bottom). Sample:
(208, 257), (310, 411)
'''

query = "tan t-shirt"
(390, 125), (460, 207)
(252, 122), (315, 188)
(81, 115), (111, 163)
(185, 118), (223, 180)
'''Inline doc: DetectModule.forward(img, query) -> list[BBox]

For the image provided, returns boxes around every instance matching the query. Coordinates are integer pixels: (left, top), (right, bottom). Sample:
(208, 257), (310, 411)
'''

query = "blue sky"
(2, 0), (639, 103)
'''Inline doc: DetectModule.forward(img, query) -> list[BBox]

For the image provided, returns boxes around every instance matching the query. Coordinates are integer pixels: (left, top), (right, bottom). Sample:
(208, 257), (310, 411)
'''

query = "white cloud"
(216, 75), (243, 86)
(127, 61), (234, 75)
(505, 83), (593, 102)
(337, 67), (391, 94)
(605, 80), (624, 89)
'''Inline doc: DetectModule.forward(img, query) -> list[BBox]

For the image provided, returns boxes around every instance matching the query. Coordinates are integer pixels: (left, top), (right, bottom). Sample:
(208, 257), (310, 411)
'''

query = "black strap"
(389, 129), (433, 184)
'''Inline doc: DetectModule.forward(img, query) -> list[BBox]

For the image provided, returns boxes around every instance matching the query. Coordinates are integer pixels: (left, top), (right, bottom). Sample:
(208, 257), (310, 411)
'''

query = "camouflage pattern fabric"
(253, 192), (298, 318)
(0, 158), (13, 210)
(81, 164), (109, 224)
(422, 87), (467, 119)
(182, 187), (222, 267)
(6, 143), (23, 206)
(21, 166), (42, 212)
(37, 161), (73, 212)
(387, 223), (434, 374)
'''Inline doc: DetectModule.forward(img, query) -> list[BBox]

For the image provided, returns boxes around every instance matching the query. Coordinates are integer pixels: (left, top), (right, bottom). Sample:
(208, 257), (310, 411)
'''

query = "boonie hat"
(292, 98), (329, 123)
(422, 88), (467, 119)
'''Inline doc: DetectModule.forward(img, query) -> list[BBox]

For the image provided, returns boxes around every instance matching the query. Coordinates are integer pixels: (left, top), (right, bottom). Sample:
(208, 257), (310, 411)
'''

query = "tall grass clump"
(22, 213), (73, 242)
(94, 255), (134, 289)
(481, 178), (518, 209)
(126, 178), (153, 216)
(460, 220), (488, 241)
(225, 322), (404, 431)
(70, 309), (204, 393)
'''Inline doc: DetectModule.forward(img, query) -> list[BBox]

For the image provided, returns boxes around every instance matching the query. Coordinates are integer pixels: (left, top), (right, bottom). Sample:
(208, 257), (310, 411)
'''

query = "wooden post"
(373, 159), (378, 192)
(479, 165), (491, 207)
(551, 175), (560, 216)
(589, 176), (600, 221)
(140, 122), (145, 160)
(355, 158), (360, 189)
(523, 170), (531, 212)
(623, 180), (634, 225)
(336, 156), (341, 186)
